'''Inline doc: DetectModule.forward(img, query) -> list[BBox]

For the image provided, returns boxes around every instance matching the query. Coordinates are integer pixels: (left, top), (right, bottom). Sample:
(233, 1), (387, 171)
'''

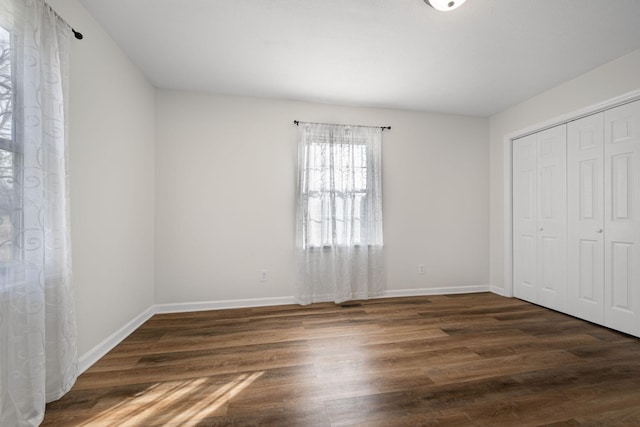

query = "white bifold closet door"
(567, 113), (605, 324)
(557, 99), (640, 337)
(513, 125), (567, 312)
(604, 101), (640, 337)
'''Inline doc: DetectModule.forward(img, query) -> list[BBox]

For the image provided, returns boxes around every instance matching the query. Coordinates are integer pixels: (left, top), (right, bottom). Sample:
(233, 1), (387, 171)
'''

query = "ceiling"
(79, 0), (640, 117)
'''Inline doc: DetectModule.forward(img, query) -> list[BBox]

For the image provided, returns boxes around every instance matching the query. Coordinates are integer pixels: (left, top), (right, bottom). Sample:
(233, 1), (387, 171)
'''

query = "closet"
(513, 99), (640, 337)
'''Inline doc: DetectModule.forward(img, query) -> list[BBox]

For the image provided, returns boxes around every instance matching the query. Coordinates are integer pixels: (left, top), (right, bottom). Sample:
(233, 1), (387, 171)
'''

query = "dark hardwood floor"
(43, 293), (640, 426)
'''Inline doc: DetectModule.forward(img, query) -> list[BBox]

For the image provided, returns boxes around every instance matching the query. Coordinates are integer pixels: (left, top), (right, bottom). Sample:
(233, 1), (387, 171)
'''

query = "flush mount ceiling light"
(424, 0), (467, 11)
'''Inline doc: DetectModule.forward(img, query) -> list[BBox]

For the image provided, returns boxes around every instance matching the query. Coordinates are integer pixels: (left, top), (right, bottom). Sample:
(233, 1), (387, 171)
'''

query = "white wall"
(489, 49), (640, 293)
(48, 0), (156, 358)
(155, 91), (489, 304)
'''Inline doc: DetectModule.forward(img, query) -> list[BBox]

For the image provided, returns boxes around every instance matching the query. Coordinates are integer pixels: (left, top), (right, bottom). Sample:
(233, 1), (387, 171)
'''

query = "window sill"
(302, 244), (383, 251)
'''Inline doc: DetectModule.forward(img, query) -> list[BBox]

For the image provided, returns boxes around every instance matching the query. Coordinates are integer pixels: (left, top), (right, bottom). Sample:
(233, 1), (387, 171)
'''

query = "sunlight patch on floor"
(79, 371), (264, 426)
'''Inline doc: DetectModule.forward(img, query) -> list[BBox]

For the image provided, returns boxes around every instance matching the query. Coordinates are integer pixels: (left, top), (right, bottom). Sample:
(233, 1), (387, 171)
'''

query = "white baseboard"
(381, 284), (491, 298)
(490, 285), (507, 296)
(78, 286), (496, 373)
(78, 305), (155, 374)
(154, 296), (297, 314)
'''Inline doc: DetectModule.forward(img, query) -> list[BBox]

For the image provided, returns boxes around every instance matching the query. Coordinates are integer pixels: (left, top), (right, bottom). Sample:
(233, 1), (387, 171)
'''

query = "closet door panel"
(536, 125), (567, 312)
(604, 100), (640, 336)
(513, 134), (538, 303)
(567, 114), (605, 323)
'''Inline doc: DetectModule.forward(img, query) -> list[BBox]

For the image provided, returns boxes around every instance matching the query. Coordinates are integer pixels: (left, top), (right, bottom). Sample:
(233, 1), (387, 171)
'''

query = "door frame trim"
(503, 89), (640, 298)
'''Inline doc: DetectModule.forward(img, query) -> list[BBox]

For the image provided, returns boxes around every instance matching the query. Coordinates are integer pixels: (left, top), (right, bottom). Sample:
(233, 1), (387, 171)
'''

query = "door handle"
(596, 228), (603, 233)
(538, 227), (544, 231)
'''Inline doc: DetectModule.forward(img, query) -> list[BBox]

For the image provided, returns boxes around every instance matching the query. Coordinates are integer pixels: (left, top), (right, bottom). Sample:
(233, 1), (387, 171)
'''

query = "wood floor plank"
(43, 293), (640, 426)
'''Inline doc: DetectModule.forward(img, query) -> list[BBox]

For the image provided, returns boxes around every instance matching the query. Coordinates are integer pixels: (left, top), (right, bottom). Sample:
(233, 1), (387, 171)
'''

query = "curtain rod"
(45, 2), (83, 39)
(293, 120), (391, 131)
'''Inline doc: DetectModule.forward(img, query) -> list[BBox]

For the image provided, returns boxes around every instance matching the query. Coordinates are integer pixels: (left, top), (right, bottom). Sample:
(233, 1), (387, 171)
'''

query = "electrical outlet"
(418, 264), (425, 275)
(260, 269), (268, 282)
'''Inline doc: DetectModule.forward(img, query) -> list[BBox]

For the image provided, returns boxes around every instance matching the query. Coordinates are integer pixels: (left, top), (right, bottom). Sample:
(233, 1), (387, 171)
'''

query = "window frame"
(301, 135), (370, 249)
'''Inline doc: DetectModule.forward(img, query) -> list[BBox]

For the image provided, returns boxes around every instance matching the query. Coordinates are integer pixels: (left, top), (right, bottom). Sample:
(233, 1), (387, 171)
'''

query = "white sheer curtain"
(295, 123), (384, 304)
(0, 0), (77, 425)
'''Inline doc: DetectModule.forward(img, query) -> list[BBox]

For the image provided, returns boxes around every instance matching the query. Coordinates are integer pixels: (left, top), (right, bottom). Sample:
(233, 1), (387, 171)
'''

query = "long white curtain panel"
(0, 0), (78, 425)
(295, 123), (384, 304)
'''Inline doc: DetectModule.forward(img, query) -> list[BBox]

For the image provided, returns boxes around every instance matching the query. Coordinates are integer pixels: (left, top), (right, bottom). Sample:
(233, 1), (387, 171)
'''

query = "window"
(0, 24), (17, 271)
(297, 123), (383, 250)
(302, 136), (368, 247)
